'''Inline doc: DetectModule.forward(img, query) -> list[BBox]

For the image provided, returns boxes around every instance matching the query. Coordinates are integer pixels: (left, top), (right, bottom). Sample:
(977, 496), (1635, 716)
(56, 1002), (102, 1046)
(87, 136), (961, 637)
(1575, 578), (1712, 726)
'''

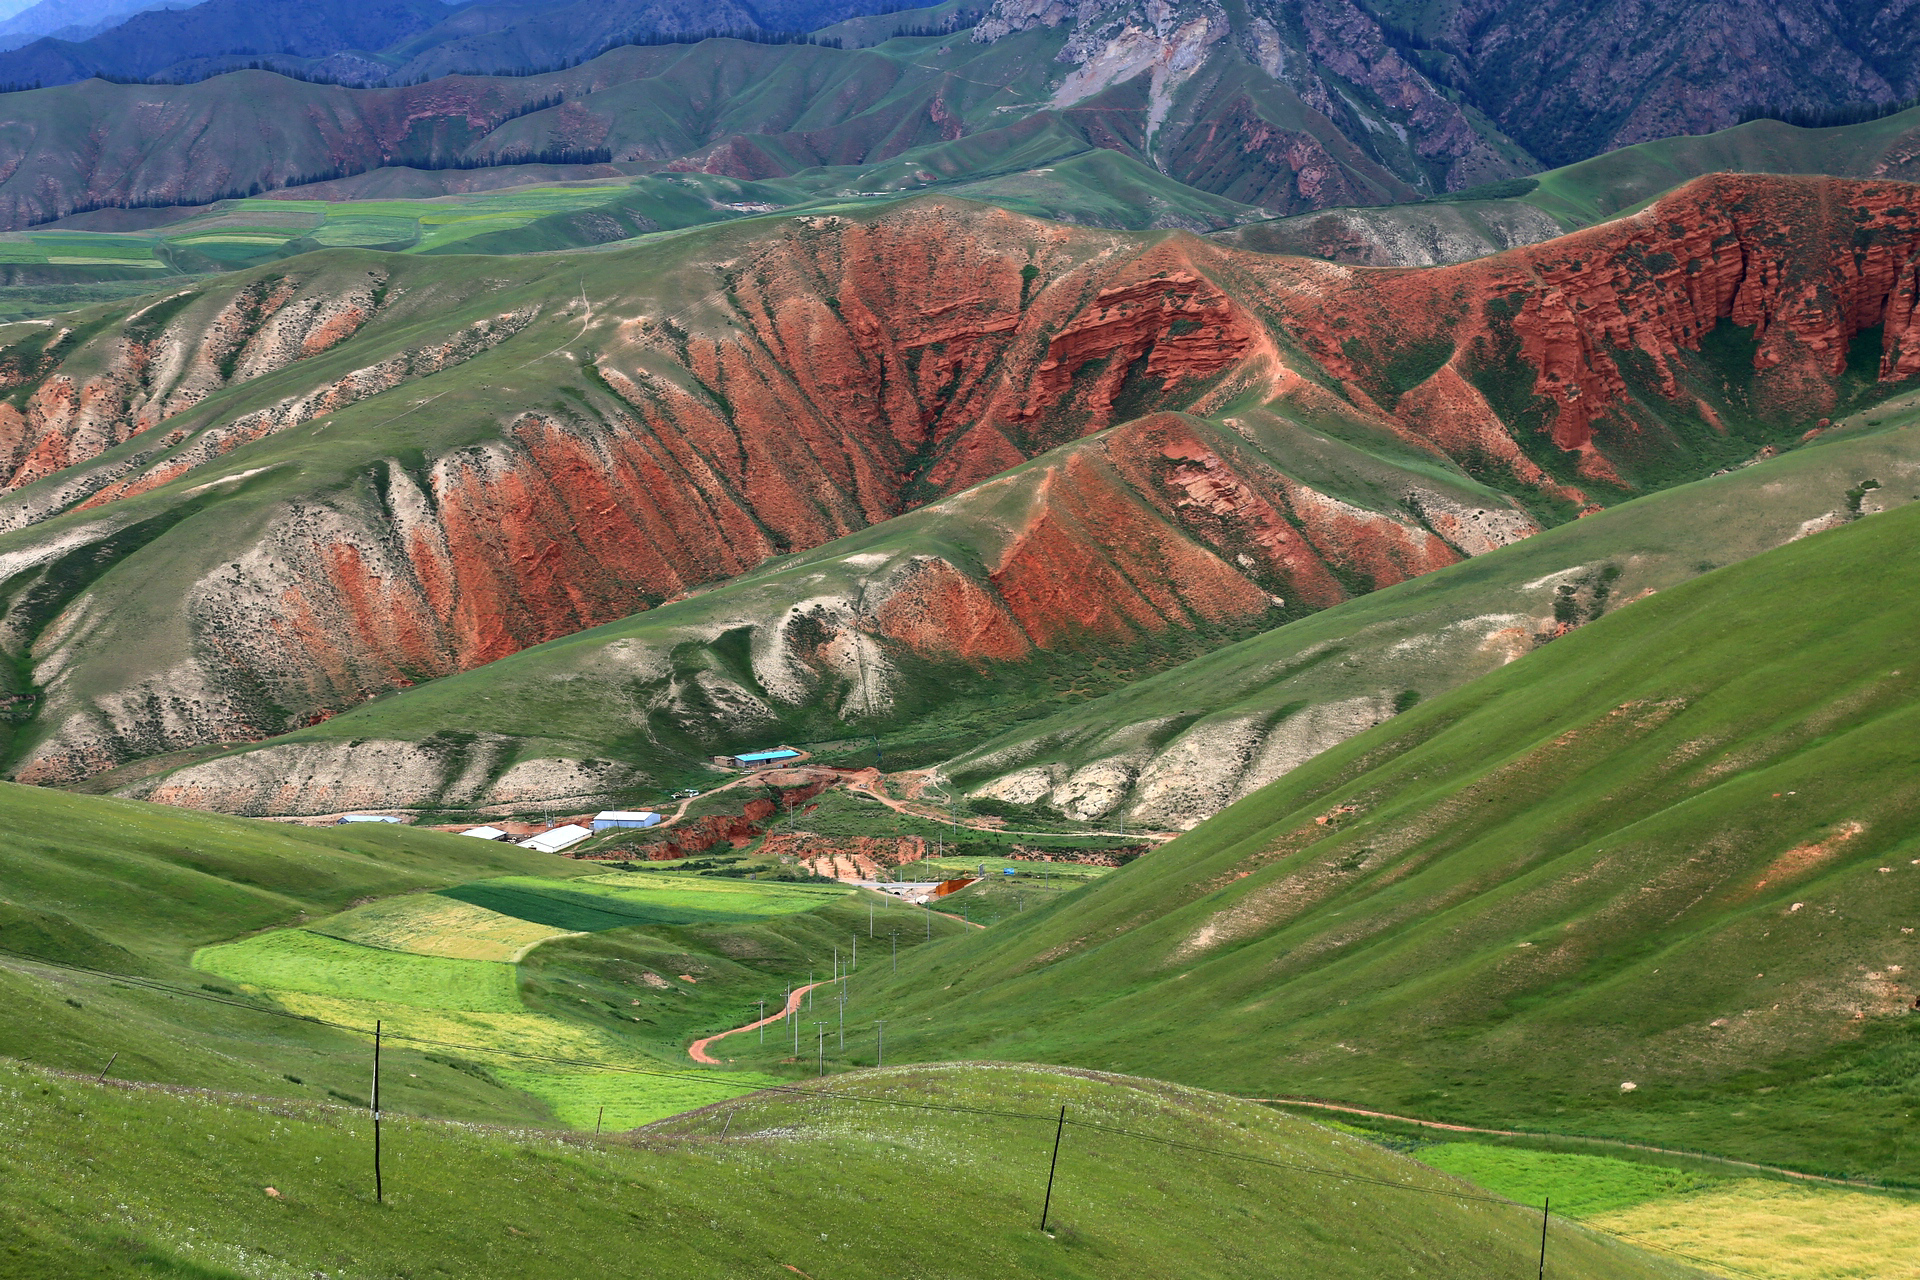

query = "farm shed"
(461, 826), (511, 841)
(715, 747), (802, 769)
(519, 824), (592, 854)
(592, 811), (661, 832)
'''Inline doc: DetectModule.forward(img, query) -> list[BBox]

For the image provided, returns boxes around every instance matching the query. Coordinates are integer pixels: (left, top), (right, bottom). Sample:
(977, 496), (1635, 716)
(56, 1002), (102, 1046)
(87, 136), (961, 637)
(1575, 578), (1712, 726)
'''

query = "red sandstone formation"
(5, 175), (1920, 783)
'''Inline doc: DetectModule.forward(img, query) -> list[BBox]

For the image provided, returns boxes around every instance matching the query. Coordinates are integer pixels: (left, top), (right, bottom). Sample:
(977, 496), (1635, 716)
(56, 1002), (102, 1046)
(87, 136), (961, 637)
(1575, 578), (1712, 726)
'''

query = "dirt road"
(689, 980), (831, 1064)
(1254, 1096), (1884, 1189)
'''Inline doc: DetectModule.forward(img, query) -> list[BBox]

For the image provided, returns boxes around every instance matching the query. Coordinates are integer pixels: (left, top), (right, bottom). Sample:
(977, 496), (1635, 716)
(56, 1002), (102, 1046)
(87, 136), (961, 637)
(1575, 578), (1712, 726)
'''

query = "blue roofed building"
(712, 747), (803, 769)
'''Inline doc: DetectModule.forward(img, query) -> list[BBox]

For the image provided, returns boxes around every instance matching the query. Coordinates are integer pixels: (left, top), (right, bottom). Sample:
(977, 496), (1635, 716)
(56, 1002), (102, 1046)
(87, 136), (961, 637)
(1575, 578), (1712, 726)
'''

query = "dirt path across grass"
(1252, 1096), (1888, 1190)
(689, 980), (831, 1064)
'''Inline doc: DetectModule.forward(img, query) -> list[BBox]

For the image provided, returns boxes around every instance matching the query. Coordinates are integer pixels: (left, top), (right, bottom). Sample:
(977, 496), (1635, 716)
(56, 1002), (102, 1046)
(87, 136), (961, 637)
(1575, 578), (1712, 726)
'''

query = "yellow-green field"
(437, 872), (849, 932)
(311, 891), (580, 961)
(1415, 1141), (1920, 1279)
(1590, 1180), (1920, 1280)
(191, 873), (838, 1126)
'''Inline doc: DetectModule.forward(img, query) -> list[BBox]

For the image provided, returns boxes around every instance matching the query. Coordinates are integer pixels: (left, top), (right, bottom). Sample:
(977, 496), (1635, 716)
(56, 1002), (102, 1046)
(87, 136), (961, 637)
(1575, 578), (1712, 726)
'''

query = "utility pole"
(1539, 1198), (1550, 1280)
(808, 969), (814, 1011)
(371, 1020), (384, 1205)
(815, 1024), (826, 1076)
(1039, 1105), (1066, 1232)
(838, 982), (845, 1049)
(869, 899), (874, 937)
(875, 1020), (886, 1068)
(758, 999), (766, 1045)
(892, 930), (898, 973)
(852, 933), (857, 970)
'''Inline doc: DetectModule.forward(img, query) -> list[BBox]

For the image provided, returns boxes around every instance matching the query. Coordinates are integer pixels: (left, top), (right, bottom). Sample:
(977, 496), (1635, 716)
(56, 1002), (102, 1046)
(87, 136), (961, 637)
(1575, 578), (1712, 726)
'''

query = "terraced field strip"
(438, 873), (850, 932)
(196, 930), (521, 1010)
(1258, 1097), (1884, 1190)
(309, 892), (582, 961)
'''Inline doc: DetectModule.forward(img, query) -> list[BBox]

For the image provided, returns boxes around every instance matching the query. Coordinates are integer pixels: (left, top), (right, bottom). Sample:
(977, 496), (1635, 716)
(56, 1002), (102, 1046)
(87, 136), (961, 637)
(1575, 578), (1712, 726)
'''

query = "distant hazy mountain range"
(0, 0), (895, 86)
(0, 0), (191, 51)
(0, 0), (1911, 169)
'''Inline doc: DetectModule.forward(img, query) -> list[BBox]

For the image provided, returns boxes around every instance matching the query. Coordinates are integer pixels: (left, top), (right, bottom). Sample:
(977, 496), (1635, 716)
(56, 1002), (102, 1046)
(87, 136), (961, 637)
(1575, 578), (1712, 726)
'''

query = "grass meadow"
(438, 873), (846, 932)
(195, 931), (523, 1012)
(0, 1060), (1694, 1280)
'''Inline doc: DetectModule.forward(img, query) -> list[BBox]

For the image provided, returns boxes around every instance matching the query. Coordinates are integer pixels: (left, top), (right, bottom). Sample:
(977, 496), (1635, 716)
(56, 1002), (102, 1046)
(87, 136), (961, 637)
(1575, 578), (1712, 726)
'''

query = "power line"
(1, 944), (1515, 1204)
(0, 939), (1819, 1264)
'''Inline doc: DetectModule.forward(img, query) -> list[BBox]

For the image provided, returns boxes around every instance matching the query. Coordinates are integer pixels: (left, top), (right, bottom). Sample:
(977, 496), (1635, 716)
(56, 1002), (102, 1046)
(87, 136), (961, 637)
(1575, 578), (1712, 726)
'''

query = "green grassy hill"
(0, 1058), (1694, 1279)
(944, 403), (1920, 831)
(0, 777), (965, 1125)
(774, 495), (1920, 1183)
(0, 779), (594, 1121)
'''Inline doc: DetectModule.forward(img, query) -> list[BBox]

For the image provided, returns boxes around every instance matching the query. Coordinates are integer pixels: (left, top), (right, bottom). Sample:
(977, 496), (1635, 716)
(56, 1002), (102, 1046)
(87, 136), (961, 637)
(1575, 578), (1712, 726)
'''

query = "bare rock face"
(2, 175), (1918, 800)
(976, 0), (1526, 208)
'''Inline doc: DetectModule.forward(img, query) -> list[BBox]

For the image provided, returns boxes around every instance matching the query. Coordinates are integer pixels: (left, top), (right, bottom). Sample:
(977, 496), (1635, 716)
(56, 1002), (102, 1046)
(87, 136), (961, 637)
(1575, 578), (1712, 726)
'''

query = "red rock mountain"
(0, 173), (1915, 790)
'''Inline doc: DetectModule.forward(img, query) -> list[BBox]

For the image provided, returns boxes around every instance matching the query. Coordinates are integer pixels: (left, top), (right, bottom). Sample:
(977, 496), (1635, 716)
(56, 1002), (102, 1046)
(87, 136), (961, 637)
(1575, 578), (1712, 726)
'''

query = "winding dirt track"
(1254, 1096), (1885, 1189)
(689, 981), (830, 1064)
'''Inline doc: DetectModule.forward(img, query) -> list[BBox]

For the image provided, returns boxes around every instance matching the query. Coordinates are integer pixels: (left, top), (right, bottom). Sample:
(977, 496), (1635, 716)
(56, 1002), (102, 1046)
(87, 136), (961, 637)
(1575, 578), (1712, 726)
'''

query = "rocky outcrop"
(0, 273), (381, 502)
(1212, 200), (1569, 266)
(1431, 0), (1920, 166)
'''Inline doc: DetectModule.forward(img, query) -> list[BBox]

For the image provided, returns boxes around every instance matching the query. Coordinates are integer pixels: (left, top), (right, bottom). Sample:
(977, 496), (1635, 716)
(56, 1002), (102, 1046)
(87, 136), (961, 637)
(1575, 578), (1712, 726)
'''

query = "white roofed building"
(519, 824), (592, 854)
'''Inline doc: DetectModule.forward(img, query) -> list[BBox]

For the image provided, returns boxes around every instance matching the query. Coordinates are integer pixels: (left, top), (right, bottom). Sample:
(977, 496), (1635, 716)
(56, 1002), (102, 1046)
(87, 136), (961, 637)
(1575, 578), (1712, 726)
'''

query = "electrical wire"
(0, 938), (1834, 1272)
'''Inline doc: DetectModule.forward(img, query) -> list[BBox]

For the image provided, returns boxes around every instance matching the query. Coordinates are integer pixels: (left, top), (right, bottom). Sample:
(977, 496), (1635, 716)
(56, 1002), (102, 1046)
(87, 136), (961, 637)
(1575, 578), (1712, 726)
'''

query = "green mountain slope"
(802, 497), (1920, 1183)
(0, 1060), (1691, 1279)
(945, 408), (1920, 830)
(1216, 106), (1920, 265)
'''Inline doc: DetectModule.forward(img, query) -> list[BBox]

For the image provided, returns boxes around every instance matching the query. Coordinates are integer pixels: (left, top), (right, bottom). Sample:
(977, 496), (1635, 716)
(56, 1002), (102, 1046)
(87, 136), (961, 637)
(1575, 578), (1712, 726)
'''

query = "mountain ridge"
(0, 172), (1909, 803)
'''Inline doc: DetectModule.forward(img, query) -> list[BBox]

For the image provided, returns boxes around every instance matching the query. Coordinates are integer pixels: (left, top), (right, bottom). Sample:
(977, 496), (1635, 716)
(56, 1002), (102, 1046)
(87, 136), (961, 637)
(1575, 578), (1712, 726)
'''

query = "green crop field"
(1415, 1144), (1724, 1218)
(196, 930), (524, 1011)
(0, 1059), (1692, 1280)
(490, 1066), (787, 1129)
(935, 871), (1104, 927)
(309, 892), (580, 961)
(911, 856), (1114, 880)
(438, 873), (848, 932)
